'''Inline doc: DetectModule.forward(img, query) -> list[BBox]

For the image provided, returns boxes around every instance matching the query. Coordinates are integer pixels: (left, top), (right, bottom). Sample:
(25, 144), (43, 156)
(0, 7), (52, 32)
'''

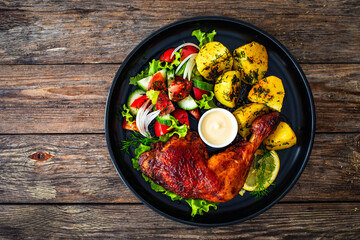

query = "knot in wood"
(28, 152), (53, 161)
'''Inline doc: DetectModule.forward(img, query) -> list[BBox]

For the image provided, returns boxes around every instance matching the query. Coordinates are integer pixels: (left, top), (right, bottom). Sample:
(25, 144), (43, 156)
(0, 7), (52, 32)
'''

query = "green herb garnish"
(195, 91), (217, 109)
(250, 146), (277, 199)
(192, 29), (217, 48)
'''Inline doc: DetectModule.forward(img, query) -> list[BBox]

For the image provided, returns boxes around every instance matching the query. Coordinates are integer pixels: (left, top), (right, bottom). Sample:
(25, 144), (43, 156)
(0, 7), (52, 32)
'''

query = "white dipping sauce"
(198, 108), (238, 148)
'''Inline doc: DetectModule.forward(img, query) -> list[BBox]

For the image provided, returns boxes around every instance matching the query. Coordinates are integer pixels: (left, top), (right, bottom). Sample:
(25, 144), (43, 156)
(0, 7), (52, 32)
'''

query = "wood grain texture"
(0, 64), (115, 134)
(0, 134), (138, 203)
(0, 133), (359, 203)
(0, 203), (359, 239)
(0, 64), (359, 134)
(0, 0), (359, 64)
(0, 0), (359, 238)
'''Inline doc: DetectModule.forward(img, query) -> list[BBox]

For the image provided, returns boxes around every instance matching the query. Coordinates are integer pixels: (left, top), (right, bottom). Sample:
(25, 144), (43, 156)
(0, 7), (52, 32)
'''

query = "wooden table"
(1, 0), (359, 238)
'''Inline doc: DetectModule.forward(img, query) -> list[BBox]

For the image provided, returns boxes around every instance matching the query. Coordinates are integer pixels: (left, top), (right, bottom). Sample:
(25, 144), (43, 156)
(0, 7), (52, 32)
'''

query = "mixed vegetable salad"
(121, 30), (220, 216)
(121, 29), (297, 216)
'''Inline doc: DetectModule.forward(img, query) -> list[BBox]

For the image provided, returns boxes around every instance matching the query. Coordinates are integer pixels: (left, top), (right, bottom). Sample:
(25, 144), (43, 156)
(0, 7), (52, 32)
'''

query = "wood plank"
(306, 64), (360, 132)
(0, 0), (359, 64)
(0, 64), (115, 134)
(0, 64), (359, 134)
(0, 133), (359, 203)
(0, 203), (359, 239)
(0, 134), (138, 203)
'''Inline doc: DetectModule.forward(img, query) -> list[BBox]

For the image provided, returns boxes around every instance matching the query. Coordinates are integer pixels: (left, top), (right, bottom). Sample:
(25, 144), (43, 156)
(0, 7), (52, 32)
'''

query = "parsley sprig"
(120, 132), (157, 154)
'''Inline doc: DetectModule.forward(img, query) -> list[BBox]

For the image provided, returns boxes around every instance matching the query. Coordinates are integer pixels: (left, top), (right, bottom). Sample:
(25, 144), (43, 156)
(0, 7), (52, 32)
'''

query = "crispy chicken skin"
(139, 112), (280, 202)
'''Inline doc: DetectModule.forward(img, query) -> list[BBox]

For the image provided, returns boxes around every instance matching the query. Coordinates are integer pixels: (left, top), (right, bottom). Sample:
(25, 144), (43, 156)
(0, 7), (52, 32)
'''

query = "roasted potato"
(214, 70), (242, 108)
(232, 103), (270, 137)
(196, 41), (233, 81)
(233, 42), (268, 85)
(263, 122), (297, 150)
(248, 76), (285, 112)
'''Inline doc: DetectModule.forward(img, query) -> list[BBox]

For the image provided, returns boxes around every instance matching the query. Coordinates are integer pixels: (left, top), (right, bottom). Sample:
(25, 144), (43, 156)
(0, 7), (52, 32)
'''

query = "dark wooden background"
(0, 0), (359, 239)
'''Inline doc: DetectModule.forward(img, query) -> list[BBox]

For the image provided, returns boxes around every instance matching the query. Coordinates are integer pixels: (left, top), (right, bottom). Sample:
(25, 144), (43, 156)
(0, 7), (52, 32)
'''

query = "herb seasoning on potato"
(248, 75), (285, 112)
(232, 103), (270, 137)
(263, 122), (297, 150)
(233, 41), (268, 85)
(214, 70), (242, 108)
(196, 41), (233, 81)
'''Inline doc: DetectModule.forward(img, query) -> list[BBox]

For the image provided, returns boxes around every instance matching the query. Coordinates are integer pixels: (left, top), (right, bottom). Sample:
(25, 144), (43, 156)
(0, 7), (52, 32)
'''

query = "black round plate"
(105, 16), (316, 226)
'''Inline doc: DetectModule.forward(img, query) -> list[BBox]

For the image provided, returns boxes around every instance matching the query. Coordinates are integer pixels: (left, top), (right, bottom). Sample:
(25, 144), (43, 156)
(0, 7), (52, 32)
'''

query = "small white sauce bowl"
(198, 108), (238, 148)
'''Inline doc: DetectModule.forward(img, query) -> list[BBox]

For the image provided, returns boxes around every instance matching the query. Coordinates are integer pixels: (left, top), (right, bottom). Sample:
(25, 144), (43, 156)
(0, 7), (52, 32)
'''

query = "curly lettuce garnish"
(129, 59), (159, 85)
(165, 115), (188, 138)
(195, 91), (217, 109)
(185, 199), (219, 217)
(130, 52), (181, 85)
(192, 29), (217, 48)
(121, 104), (135, 124)
(158, 51), (181, 70)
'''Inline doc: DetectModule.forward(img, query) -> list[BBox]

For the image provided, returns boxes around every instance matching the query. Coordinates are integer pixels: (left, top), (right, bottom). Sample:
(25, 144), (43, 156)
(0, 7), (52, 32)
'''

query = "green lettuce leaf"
(121, 104), (135, 124)
(131, 143), (151, 170)
(129, 52), (182, 85)
(166, 115), (188, 138)
(158, 51), (182, 70)
(129, 59), (161, 85)
(192, 29), (217, 48)
(185, 199), (219, 217)
(195, 91), (217, 109)
(143, 176), (183, 201)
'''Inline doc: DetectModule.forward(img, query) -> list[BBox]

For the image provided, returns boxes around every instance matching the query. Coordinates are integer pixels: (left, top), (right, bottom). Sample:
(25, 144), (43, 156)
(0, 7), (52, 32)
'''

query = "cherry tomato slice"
(172, 109), (189, 126)
(156, 91), (175, 115)
(130, 95), (148, 108)
(180, 46), (198, 61)
(154, 120), (170, 137)
(192, 87), (210, 101)
(168, 77), (192, 102)
(148, 71), (167, 91)
(188, 108), (200, 121)
(159, 48), (175, 62)
(122, 117), (139, 132)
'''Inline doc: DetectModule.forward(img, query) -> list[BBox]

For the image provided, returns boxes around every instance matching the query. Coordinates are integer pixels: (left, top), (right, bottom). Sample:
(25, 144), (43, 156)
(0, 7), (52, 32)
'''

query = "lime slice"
(243, 149), (280, 192)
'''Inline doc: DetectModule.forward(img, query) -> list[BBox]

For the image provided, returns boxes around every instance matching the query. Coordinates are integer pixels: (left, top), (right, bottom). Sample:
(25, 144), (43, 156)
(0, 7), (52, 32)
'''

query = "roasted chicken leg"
(139, 112), (280, 202)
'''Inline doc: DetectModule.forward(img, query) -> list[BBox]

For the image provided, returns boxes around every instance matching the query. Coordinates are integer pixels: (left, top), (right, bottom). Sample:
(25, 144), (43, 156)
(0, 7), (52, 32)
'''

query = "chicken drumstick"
(139, 112), (280, 202)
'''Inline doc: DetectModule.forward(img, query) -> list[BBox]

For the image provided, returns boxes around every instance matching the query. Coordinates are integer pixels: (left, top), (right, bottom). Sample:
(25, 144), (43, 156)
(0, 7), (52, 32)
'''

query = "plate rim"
(105, 16), (316, 227)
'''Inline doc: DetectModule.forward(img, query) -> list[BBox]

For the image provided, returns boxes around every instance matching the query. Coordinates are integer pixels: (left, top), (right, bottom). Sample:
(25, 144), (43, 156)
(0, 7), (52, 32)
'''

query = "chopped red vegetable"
(192, 87), (210, 101)
(122, 117), (139, 132)
(148, 71), (167, 91)
(188, 108), (200, 121)
(156, 91), (175, 115)
(180, 46), (199, 61)
(130, 95), (148, 108)
(172, 109), (189, 126)
(168, 77), (192, 102)
(154, 120), (170, 137)
(159, 48), (175, 62)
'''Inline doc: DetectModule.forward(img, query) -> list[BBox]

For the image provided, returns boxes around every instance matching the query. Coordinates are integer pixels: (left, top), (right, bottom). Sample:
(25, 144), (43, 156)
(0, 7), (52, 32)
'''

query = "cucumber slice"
(176, 62), (186, 77)
(136, 76), (152, 91)
(156, 114), (172, 126)
(139, 70), (166, 91)
(167, 69), (175, 99)
(167, 69), (175, 86)
(177, 95), (198, 110)
(192, 78), (214, 91)
(127, 89), (146, 115)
